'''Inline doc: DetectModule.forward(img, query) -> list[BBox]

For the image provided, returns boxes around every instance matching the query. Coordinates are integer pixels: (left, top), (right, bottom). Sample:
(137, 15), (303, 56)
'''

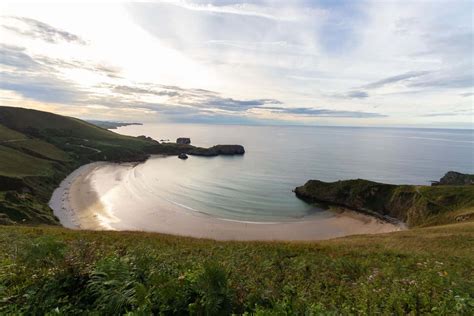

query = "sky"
(0, 0), (472, 128)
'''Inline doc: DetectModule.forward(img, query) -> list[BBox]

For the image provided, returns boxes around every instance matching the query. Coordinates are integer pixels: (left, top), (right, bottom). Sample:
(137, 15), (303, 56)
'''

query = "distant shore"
(49, 160), (405, 241)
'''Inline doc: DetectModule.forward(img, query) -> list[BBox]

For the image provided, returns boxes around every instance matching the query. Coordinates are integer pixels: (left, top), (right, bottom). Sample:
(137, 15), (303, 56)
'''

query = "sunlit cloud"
(0, 0), (472, 127)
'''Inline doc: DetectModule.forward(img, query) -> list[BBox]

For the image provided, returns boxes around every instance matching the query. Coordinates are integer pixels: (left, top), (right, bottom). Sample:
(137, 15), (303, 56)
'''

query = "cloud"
(108, 82), (282, 112)
(331, 90), (369, 99)
(34, 56), (121, 78)
(204, 97), (282, 111)
(0, 71), (83, 104)
(162, 1), (327, 22)
(113, 85), (181, 97)
(2, 16), (86, 45)
(362, 71), (431, 89)
(0, 44), (41, 70)
(0, 42), (388, 122)
(261, 106), (386, 118)
(421, 109), (473, 117)
(408, 72), (473, 89)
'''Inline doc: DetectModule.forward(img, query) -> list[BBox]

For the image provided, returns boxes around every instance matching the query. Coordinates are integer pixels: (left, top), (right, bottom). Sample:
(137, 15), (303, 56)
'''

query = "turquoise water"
(115, 124), (474, 221)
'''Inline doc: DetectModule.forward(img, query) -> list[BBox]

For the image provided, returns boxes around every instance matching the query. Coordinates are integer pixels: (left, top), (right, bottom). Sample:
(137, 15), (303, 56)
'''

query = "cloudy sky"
(0, 0), (472, 128)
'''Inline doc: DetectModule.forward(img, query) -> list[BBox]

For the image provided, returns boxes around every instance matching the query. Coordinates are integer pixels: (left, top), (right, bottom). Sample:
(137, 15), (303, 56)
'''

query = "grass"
(0, 223), (473, 314)
(0, 145), (54, 178)
(4, 139), (70, 162)
(0, 125), (27, 142)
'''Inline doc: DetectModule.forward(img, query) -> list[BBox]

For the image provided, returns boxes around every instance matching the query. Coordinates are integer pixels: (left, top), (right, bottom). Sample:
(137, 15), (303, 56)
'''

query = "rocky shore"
(295, 172), (474, 227)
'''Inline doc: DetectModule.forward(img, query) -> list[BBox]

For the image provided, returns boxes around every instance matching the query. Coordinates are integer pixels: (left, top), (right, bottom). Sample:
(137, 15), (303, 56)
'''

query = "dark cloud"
(0, 46), (89, 104)
(331, 90), (369, 99)
(205, 97), (281, 111)
(108, 83), (282, 112)
(421, 109), (472, 117)
(261, 106), (386, 118)
(113, 85), (181, 97)
(409, 73), (473, 89)
(3, 16), (86, 45)
(0, 71), (83, 104)
(346, 90), (369, 99)
(0, 44), (42, 70)
(34, 56), (121, 78)
(362, 71), (431, 89)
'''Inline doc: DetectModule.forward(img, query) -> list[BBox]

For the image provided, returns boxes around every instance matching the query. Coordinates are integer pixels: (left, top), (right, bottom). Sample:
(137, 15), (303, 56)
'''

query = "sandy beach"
(49, 161), (406, 241)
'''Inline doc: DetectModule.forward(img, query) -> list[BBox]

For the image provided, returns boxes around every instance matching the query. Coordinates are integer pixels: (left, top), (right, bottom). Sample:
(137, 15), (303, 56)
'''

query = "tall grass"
(1, 224), (473, 314)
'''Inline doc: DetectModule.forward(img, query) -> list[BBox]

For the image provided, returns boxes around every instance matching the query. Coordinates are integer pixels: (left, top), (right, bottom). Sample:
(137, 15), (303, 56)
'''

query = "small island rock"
(177, 137), (191, 145)
(178, 153), (188, 160)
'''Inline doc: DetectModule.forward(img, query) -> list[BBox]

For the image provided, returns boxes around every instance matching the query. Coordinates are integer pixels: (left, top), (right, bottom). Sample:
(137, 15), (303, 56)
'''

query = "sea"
(112, 124), (474, 222)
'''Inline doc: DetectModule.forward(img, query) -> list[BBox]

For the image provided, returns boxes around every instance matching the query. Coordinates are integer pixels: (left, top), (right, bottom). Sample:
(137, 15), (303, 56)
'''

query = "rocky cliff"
(295, 178), (474, 227)
(436, 171), (474, 186)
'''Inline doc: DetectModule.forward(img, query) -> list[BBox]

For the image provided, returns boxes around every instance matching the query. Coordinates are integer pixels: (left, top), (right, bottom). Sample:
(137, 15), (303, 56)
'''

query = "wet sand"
(49, 162), (405, 241)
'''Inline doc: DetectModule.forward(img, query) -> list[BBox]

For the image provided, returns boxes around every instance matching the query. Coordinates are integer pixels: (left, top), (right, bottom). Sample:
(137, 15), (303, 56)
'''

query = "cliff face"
(438, 171), (474, 186)
(295, 179), (474, 227)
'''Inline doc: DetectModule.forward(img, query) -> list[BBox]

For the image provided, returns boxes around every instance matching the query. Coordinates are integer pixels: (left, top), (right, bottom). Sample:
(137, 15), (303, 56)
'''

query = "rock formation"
(176, 137), (191, 145)
(435, 171), (474, 186)
(294, 177), (474, 227)
(188, 145), (245, 156)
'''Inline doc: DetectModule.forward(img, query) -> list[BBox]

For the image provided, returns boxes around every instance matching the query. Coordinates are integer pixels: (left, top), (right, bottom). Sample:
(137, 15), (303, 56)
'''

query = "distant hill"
(86, 120), (142, 130)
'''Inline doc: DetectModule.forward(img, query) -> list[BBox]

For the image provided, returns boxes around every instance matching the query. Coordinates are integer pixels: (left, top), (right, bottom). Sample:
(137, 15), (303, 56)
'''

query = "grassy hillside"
(295, 179), (474, 227)
(0, 107), (236, 225)
(0, 223), (473, 314)
(0, 107), (158, 225)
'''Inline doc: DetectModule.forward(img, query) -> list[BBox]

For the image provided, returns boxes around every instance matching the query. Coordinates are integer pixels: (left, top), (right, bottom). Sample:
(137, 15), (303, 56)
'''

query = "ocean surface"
(113, 124), (474, 221)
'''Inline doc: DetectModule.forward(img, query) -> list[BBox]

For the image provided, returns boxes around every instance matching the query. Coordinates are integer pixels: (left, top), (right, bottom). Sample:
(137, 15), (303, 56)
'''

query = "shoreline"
(49, 161), (406, 241)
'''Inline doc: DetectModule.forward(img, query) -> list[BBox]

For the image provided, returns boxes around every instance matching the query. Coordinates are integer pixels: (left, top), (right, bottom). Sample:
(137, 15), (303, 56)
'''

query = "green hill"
(0, 107), (159, 225)
(0, 106), (243, 225)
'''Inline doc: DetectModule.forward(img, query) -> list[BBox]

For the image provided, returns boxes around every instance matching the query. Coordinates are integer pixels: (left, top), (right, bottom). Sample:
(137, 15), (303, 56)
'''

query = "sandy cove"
(49, 162), (405, 241)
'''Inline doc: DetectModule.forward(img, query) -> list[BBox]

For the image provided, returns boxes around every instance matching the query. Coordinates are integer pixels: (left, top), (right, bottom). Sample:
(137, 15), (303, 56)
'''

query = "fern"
(87, 256), (140, 314)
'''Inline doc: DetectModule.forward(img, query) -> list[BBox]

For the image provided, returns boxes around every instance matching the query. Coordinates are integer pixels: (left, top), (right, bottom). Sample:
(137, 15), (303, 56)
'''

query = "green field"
(0, 125), (27, 142)
(0, 145), (54, 178)
(0, 223), (473, 314)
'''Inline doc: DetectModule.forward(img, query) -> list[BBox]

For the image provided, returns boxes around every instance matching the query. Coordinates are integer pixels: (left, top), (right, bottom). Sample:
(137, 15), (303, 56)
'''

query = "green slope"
(0, 223), (473, 314)
(0, 106), (161, 225)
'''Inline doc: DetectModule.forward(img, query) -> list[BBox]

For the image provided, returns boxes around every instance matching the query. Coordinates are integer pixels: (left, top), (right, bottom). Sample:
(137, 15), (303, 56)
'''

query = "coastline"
(49, 161), (406, 241)
(49, 162), (109, 229)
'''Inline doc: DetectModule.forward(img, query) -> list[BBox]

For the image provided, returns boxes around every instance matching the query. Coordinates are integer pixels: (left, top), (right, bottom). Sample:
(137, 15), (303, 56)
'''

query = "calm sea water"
(114, 124), (474, 221)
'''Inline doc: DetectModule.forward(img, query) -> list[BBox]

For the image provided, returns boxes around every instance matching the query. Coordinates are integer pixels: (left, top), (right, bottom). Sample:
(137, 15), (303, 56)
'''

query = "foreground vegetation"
(0, 223), (473, 314)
